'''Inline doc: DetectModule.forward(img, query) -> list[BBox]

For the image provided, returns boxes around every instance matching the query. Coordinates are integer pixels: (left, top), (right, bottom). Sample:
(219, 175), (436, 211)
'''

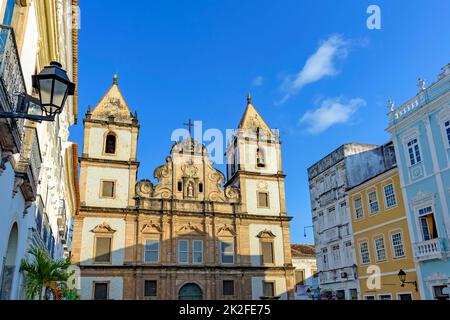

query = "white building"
(0, 0), (79, 300)
(307, 143), (397, 300)
(291, 244), (318, 300)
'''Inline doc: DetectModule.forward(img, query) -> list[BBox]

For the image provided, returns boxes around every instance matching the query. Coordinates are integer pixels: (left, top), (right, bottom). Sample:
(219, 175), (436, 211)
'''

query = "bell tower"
(79, 74), (139, 208)
(225, 94), (286, 216)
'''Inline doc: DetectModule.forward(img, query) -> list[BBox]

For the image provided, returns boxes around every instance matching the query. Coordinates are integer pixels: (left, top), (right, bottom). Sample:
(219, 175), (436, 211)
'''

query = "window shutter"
(95, 237), (112, 262)
(261, 241), (274, 264)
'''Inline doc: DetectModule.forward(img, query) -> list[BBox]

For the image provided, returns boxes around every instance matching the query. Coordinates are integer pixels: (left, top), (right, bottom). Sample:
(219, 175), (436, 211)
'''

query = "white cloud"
(251, 76), (264, 87)
(299, 96), (366, 134)
(279, 34), (350, 103)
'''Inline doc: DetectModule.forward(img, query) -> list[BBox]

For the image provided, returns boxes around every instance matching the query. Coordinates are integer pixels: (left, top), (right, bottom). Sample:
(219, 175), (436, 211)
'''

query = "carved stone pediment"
(91, 222), (116, 234)
(141, 221), (162, 234)
(152, 156), (173, 199)
(177, 222), (204, 235)
(217, 224), (236, 237)
(257, 229), (276, 239)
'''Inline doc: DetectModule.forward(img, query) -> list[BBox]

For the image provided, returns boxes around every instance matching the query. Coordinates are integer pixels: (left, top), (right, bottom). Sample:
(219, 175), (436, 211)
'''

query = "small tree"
(20, 247), (71, 300)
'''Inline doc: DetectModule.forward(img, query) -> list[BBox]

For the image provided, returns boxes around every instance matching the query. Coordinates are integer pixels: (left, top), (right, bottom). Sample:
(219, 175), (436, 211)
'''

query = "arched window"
(256, 148), (265, 168)
(105, 133), (116, 154)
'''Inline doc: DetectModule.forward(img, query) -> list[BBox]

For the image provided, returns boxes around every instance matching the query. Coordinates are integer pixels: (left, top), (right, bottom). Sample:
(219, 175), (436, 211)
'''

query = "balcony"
(0, 24), (26, 150)
(413, 238), (447, 262)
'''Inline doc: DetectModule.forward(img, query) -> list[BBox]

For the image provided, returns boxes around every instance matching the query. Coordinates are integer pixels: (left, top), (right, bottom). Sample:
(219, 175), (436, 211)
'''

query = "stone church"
(71, 75), (295, 300)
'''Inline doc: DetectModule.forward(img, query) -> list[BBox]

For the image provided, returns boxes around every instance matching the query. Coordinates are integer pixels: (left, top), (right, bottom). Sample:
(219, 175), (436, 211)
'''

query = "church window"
(93, 282), (109, 300)
(256, 148), (265, 168)
(94, 237), (112, 263)
(105, 133), (117, 154)
(192, 240), (203, 264)
(178, 240), (189, 264)
(144, 280), (157, 297)
(198, 183), (203, 193)
(262, 281), (275, 297)
(257, 192), (269, 208)
(101, 181), (115, 198)
(177, 181), (183, 192)
(144, 239), (160, 263)
(220, 240), (234, 264)
(223, 280), (234, 296)
(260, 241), (274, 264)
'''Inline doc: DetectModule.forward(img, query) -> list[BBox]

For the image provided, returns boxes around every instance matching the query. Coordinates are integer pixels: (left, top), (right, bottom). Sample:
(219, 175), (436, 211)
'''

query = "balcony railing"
(0, 24), (27, 146)
(413, 238), (447, 262)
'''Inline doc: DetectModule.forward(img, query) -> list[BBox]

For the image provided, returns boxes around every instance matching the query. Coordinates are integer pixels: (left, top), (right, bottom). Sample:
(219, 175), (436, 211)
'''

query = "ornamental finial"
(247, 92), (252, 105)
(113, 73), (118, 85)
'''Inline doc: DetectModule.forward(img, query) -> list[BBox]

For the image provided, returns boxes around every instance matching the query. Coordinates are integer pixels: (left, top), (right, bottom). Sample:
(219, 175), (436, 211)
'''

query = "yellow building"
(349, 165), (421, 300)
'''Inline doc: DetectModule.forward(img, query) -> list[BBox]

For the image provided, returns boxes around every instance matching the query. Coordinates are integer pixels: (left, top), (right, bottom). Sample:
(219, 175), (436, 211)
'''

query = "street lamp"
(398, 269), (418, 292)
(0, 61), (75, 121)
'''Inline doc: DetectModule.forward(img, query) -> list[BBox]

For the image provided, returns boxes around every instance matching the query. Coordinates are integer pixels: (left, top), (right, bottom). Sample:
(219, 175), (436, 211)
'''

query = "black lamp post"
(0, 61), (75, 121)
(398, 269), (418, 292)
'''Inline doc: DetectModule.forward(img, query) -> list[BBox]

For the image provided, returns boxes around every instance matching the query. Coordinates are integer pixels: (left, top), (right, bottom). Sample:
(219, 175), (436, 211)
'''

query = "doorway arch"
(1, 223), (19, 300)
(178, 283), (203, 300)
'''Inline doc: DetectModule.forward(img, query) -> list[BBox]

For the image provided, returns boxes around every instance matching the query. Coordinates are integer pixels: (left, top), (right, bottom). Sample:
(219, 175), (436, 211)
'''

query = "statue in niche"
(187, 182), (194, 198)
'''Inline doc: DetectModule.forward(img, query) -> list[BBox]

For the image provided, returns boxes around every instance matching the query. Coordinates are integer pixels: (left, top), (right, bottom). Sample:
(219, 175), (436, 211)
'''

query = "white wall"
(251, 276), (288, 300)
(79, 217), (125, 266)
(245, 180), (280, 216)
(80, 276), (123, 300)
(19, 0), (38, 92)
(84, 166), (130, 208)
(248, 224), (285, 266)
(88, 127), (132, 161)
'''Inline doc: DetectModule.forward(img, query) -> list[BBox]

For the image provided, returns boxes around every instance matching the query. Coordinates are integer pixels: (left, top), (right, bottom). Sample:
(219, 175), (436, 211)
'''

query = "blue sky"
(71, 0), (450, 244)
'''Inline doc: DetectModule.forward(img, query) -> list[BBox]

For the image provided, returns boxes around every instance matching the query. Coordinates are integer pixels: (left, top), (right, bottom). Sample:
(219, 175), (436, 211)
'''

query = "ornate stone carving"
(12, 175), (24, 198)
(90, 222), (116, 234)
(177, 222), (203, 235)
(217, 224), (236, 237)
(141, 221), (162, 234)
(135, 179), (154, 198)
(257, 229), (276, 239)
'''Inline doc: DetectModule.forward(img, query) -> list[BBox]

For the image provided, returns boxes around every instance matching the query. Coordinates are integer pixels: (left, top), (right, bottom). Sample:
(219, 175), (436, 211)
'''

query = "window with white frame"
(407, 138), (422, 166)
(322, 248), (328, 269)
(368, 191), (379, 214)
(220, 240), (235, 264)
(374, 237), (387, 261)
(178, 240), (189, 264)
(331, 244), (341, 266)
(192, 240), (204, 264)
(378, 294), (392, 300)
(328, 207), (336, 226)
(344, 241), (353, 265)
(354, 197), (364, 219)
(144, 239), (160, 263)
(418, 206), (438, 241)
(391, 232), (405, 258)
(384, 184), (397, 208)
(359, 241), (370, 264)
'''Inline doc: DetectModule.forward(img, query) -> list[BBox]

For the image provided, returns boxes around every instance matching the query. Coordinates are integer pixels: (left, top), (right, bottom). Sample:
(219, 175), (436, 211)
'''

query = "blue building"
(387, 63), (450, 300)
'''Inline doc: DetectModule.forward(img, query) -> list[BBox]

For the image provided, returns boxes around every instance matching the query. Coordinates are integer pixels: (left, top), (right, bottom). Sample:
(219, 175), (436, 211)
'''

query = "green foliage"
(20, 247), (72, 300)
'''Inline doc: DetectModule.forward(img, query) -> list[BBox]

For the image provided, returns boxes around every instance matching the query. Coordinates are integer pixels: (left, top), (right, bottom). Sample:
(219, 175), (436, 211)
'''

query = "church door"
(178, 283), (203, 300)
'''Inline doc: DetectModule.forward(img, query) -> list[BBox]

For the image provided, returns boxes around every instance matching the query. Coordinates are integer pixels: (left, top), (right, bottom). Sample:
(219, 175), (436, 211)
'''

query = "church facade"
(71, 76), (295, 300)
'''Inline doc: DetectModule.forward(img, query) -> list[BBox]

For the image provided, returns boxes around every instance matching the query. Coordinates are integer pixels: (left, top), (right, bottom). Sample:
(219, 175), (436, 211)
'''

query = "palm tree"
(20, 247), (71, 300)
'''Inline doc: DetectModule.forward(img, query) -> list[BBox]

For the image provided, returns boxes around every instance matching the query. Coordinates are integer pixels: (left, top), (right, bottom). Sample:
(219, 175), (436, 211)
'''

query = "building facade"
(387, 63), (450, 300)
(71, 84), (295, 300)
(307, 142), (399, 299)
(0, 0), (79, 300)
(291, 244), (318, 300)
(348, 159), (421, 300)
